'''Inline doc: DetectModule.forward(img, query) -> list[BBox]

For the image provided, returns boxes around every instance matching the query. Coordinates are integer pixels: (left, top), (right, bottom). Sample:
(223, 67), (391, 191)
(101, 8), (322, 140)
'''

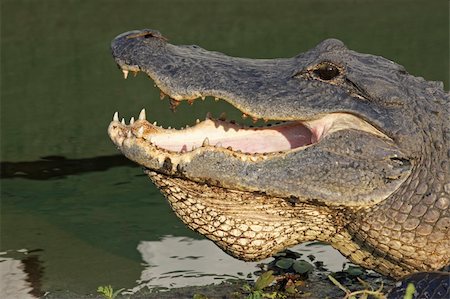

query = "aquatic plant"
(97, 285), (125, 299)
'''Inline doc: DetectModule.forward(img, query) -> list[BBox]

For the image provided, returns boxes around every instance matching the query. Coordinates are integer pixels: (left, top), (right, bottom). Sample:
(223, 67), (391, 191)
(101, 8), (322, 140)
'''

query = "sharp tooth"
(139, 108), (146, 120)
(202, 137), (210, 146)
(219, 112), (227, 121)
(252, 117), (258, 123)
(160, 90), (166, 100)
(196, 119), (200, 124)
(130, 117), (135, 125)
(121, 118), (126, 125)
(153, 121), (158, 126)
(113, 112), (119, 121)
(122, 69), (129, 79)
(242, 113), (248, 119)
(214, 97), (219, 101)
(168, 126), (172, 129)
(137, 126), (144, 137)
(201, 96), (206, 100)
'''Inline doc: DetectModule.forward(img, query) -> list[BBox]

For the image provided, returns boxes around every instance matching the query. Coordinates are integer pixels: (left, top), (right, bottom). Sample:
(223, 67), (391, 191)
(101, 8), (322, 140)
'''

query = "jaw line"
(108, 107), (390, 163)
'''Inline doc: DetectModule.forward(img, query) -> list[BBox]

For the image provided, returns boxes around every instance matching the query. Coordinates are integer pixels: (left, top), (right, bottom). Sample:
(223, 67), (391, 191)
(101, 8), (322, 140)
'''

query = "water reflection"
(0, 155), (135, 180)
(0, 250), (44, 299)
(129, 236), (348, 293)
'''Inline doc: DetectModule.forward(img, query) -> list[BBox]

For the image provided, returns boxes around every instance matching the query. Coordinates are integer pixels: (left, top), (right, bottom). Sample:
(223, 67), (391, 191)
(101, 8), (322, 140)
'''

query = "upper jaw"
(111, 30), (372, 121)
(110, 29), (403, 144)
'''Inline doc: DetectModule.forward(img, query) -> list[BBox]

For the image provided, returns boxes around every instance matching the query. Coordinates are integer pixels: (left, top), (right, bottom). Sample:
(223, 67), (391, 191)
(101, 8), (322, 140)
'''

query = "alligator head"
(108, 29), (449, 278)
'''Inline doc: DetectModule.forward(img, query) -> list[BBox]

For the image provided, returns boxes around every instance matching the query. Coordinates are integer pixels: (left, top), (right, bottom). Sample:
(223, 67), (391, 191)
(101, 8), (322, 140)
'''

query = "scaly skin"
(108, 29), (449, 278)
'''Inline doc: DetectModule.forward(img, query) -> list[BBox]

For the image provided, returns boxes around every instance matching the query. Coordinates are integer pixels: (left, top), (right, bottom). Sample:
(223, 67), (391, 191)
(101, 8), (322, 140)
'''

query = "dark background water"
(1, 0), (448, 297)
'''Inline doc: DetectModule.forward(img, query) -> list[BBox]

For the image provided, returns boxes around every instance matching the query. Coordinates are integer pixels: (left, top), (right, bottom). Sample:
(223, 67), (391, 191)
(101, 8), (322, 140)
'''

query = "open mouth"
(109, 108), (317, 155)
(108, 68), (388, 158)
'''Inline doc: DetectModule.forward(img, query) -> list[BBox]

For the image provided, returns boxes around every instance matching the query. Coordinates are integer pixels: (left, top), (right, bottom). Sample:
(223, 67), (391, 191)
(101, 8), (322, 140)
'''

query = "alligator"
(108, 29), (449, 280)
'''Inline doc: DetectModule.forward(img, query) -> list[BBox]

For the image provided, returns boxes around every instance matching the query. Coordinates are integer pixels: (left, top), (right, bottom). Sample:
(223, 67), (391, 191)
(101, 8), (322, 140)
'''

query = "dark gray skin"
(108, 29), (449, 280)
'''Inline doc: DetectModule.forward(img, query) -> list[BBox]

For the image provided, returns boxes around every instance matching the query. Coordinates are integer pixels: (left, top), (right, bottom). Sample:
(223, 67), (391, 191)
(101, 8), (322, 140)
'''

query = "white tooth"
(139, 108), (146, 120)
(196, 119), (200, 124)
(121, 118), (126, 125)
(130, 117), (135, 125)
(202, 137), (210, 146)
(201, 96), (206, 100)
(113, 112), (119, 121)
(168, 126), (172, 130)
(122, 69), (129, 79)
(153, 121), (158, 126)
(137, 126), (144, 136)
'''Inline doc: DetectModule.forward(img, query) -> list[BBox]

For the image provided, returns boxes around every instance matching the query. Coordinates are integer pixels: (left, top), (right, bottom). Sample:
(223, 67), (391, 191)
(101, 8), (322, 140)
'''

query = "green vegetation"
(242, 271), (286, 299)
(97, 285), (125, 299)
(403, 283), (416, 299)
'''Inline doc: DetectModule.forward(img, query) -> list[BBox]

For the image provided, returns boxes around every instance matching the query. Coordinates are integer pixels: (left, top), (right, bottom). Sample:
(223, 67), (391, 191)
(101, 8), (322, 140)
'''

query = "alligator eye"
(313, 62), (340, 80)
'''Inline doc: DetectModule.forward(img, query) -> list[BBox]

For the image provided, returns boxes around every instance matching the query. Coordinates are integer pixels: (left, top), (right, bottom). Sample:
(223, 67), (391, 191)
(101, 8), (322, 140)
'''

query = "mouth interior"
(150, 118), (314, 154)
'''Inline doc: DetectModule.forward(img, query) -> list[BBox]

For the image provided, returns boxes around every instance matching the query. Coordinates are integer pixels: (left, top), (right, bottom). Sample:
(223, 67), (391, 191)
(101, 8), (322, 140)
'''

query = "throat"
(147, 170), (341, 261)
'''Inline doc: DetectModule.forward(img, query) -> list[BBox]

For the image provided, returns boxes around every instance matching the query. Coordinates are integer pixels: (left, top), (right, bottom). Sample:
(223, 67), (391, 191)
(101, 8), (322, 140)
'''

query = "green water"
(1, 0), (448, 296)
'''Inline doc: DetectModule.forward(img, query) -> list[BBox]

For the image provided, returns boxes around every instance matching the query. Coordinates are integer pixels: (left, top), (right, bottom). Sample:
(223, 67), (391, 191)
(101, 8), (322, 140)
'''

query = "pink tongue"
(150, 121), (313, 153)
